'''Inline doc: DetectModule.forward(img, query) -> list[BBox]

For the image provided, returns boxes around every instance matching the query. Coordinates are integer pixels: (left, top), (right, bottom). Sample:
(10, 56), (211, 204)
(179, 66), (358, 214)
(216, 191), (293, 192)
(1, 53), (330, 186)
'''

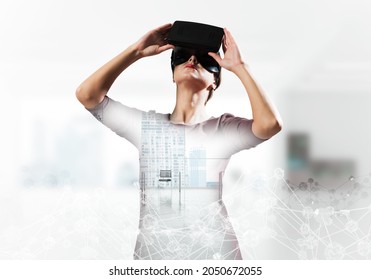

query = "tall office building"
(189, 148), (207, 188)
(140, 111), (186, 189)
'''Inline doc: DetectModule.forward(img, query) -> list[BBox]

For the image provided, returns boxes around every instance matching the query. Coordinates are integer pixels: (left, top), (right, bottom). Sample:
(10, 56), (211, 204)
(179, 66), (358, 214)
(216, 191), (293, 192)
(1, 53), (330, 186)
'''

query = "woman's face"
(173, 55), (216, 90)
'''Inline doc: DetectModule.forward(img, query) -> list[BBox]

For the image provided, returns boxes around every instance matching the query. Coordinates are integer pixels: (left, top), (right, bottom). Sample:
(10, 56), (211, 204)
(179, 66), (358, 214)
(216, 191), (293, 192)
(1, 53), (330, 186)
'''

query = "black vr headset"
(168, 21), (224, 80)
(168, 21), (224, 52)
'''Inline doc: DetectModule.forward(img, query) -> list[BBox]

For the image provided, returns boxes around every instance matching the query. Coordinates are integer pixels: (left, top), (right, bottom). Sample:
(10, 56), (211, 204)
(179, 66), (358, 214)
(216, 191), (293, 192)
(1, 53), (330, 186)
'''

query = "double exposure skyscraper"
(189, 148), (207, 188)
(140, 111), (187, 190)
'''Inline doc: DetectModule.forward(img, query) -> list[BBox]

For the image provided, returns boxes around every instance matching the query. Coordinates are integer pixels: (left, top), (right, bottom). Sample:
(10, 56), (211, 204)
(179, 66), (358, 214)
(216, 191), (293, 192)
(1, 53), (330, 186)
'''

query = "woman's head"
(171, 47), (221, 102)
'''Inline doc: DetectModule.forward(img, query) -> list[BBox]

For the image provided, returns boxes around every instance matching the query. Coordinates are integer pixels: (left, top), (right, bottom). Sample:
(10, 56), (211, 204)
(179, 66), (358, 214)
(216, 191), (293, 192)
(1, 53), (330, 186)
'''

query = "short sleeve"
(219, 113), (267, 154)
(86, 96), (143, 149)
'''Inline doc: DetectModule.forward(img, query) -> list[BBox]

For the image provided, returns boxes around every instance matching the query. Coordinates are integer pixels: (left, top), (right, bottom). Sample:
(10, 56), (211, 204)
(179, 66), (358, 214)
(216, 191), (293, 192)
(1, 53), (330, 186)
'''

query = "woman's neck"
(170, 87), (210, 125)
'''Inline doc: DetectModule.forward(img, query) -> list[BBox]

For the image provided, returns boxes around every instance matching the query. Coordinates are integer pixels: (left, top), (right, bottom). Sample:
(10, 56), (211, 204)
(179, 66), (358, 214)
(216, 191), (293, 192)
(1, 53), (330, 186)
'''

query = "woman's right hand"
(133, 23), (174, 58)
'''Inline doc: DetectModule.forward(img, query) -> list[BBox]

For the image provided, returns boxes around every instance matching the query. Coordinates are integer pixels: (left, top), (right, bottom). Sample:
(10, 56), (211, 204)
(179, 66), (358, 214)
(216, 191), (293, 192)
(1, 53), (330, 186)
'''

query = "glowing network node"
(345, 220), (358, 233)
(212, 252), (222, 259)
(357, 240), (371, 257)
(300, 223), (311, 235)
(142, 214), (158, 230)
(302, 207), (314, 219)
(325, 243), (345, 260)
(273, 168), (285, 180)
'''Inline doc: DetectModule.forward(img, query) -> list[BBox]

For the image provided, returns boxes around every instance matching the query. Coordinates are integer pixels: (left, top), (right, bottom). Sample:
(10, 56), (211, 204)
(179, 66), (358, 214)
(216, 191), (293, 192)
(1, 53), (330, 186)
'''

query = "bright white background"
(1, 0), (371, 261)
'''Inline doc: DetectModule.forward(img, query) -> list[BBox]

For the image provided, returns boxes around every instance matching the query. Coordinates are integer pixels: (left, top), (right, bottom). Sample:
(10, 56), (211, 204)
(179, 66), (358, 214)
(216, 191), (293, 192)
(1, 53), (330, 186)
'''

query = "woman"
(76, 23), (282, 259)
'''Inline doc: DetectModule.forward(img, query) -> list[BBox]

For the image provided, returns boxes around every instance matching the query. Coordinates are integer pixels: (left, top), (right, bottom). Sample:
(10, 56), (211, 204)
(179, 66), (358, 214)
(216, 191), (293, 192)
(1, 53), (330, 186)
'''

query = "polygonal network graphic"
(1, 169), (370, 259)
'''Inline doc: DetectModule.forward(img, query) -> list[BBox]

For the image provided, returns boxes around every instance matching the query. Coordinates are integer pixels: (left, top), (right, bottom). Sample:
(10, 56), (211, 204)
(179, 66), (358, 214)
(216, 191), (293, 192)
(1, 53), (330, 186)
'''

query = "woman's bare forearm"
(233, 63), (282, 139)
(208, 28), (282, 139)
(76, 24), (173, 109)
(75, 44), (141, 109)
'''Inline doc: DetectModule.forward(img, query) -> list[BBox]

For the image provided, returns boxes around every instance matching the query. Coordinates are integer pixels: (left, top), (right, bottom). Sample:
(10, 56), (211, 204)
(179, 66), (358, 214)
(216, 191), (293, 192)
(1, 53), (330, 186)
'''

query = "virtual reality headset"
(168, 21), (223, 88)
(167, 21), (224, 52)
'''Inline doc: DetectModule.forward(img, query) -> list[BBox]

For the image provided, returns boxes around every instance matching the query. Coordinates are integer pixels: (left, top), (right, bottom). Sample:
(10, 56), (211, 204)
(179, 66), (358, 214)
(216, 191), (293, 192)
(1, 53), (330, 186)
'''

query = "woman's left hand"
(208, 28), (245, 73)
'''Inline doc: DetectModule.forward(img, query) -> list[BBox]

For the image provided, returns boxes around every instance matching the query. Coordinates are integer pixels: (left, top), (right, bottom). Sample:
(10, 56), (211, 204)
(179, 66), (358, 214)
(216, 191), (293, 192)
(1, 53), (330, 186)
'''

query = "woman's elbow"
(253, 118), (283, 139)
(75, 85), (103, 109)
(269, 118), (283, 136)
(75, 85), (86, 103)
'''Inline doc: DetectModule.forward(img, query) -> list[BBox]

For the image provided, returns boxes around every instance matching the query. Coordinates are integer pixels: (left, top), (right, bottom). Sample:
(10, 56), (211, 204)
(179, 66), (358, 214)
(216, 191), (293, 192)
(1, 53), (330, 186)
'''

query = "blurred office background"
(1, 0), (371, 259)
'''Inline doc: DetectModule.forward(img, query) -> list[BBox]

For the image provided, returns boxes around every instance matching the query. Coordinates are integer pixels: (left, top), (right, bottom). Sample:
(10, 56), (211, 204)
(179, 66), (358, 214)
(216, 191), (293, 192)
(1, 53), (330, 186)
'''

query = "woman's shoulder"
(212, 113), (251, 126)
